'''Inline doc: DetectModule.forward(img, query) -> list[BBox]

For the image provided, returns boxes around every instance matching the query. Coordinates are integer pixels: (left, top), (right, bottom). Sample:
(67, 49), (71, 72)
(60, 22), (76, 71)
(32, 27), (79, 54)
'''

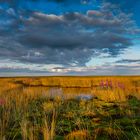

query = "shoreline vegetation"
(0, 76), (140, 140)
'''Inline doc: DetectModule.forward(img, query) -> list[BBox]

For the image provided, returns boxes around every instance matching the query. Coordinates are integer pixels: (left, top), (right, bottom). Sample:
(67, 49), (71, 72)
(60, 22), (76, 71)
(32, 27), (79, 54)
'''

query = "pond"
(18, 86), (95, 100)
(44, 87), (94, 100)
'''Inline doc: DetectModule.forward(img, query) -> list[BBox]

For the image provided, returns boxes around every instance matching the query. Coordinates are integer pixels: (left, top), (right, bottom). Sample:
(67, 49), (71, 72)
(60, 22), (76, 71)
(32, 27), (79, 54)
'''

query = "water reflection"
(75, 94), (94, 100)
(5, 86), (94, 101)
(47, 87), (94, 100)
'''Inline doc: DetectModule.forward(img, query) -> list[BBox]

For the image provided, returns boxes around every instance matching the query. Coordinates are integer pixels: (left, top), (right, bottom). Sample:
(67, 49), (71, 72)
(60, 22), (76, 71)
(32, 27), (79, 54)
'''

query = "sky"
(0, 0), (140, 76)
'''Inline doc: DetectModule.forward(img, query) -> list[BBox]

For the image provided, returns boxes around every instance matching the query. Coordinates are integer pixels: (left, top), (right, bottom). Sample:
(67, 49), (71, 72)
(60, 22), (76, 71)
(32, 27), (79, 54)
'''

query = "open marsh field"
(0, 76), (140, 140)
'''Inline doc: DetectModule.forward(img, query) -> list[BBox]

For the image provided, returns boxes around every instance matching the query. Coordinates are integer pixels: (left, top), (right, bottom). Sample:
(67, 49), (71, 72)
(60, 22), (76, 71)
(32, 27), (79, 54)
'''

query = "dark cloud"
(0, 2), (139, 67)
(116, 59), (140, 64)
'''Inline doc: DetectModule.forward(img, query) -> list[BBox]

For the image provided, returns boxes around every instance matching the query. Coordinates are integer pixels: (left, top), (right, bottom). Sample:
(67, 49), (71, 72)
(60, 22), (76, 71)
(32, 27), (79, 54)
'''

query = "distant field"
(0, 76), (140, 140)
(0, 76), (140, 100)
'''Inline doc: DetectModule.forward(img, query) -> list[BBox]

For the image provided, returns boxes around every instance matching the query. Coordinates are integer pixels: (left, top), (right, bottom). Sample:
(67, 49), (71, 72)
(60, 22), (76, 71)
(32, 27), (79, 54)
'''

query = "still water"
(18, 86), (94, 100)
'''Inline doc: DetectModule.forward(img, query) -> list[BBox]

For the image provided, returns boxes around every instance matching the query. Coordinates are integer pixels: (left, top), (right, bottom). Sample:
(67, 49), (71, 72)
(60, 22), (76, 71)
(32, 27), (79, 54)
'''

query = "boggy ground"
(0, 76), (140, 140)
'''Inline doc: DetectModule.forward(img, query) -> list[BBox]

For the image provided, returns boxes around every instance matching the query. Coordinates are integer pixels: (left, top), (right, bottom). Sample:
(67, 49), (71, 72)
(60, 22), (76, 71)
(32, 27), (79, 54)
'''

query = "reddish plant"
(100, 80), (104, 88)
(0, 98), (6, 106)
(105, 80), (109, 87)
(99, 80), (125, 90)
(109, 80), (113, 88)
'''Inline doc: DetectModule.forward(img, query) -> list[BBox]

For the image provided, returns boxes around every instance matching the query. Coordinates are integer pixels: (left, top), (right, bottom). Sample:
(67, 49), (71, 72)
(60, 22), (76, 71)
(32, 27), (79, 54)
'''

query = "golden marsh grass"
(0, 76), (140, 140)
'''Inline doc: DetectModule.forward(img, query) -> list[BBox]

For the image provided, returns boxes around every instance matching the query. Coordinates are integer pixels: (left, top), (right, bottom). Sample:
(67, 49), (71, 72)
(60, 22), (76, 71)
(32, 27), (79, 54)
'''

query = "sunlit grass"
(0, 76), (140, 140)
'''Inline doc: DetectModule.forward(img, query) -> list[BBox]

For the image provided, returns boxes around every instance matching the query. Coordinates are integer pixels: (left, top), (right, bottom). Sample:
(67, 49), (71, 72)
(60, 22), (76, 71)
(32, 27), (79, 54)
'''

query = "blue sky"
(0, 0), (140, 76)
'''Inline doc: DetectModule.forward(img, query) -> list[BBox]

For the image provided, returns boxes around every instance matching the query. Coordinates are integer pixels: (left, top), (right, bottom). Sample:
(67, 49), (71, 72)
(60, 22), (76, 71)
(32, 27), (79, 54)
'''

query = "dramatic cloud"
(0, 1), (140, 75)
(0, 2), (138, 67)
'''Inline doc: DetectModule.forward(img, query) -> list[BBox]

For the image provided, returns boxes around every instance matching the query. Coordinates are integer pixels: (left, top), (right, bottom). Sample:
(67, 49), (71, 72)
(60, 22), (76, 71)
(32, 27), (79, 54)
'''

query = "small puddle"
(44, 87), (94, 101)
(75, 94), (94, 101)
(23, 87), (94, 101)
